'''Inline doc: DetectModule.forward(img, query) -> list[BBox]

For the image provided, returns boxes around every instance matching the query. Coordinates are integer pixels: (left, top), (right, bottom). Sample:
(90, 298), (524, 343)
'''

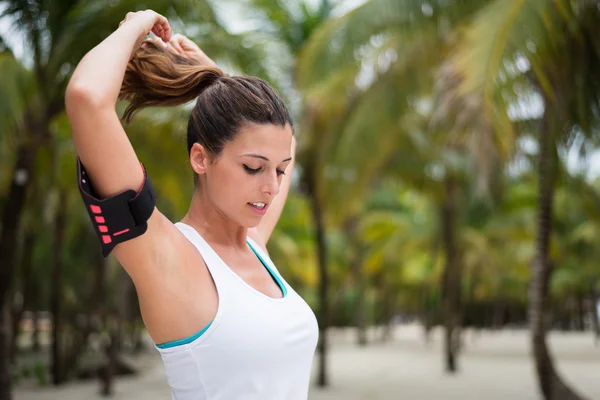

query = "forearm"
(65, 22), (148, 198)
(67, 22), (143, 106)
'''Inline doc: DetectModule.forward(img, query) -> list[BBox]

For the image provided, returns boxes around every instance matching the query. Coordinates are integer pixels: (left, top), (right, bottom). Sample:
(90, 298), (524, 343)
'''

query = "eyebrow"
(243, 153), (292, 163)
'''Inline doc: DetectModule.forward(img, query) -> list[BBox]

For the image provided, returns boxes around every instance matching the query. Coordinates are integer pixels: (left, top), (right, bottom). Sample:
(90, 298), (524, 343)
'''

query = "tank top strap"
(246, 237), (287, 283)
(174, 222), (233, 285)
(245, 236), (266, 259)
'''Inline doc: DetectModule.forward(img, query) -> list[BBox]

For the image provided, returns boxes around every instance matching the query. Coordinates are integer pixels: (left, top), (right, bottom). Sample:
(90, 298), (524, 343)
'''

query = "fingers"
(177, 34), (200, 52)
(120, 10), (171, 42)
(151, 12), (171, 42)
(142, 37), (167, 50)
(169, 35), (185, 55)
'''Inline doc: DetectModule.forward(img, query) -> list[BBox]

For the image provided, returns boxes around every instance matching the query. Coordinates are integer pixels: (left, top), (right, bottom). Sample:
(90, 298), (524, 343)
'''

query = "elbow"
(65, 81), (112, 112)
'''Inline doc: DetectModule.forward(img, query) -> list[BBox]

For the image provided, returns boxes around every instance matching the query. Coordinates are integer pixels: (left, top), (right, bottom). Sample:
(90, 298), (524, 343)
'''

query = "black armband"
(77, 157), (156, 257)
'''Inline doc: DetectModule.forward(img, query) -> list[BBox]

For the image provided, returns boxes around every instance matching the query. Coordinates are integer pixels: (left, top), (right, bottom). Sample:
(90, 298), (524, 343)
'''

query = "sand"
(13, 324), (600, 400)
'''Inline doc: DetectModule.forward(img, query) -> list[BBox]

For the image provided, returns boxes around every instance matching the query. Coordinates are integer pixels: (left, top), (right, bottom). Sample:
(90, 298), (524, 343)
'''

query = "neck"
(180, 188), (248, 250)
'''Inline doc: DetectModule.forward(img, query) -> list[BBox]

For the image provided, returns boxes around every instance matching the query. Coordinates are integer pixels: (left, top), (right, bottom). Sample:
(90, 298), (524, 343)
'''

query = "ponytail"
(119, 41), (225, 123)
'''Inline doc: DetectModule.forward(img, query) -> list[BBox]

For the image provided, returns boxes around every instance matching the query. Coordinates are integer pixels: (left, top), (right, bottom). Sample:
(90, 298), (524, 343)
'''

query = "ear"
(190, 143), (211, 175)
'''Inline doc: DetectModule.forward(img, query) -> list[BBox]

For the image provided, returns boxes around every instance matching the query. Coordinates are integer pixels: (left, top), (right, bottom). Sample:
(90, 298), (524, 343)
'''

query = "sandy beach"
(13, 324), (600, 400)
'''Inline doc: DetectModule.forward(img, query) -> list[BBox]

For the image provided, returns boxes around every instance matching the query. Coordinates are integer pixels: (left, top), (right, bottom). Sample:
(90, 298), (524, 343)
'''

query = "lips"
(248, 202), (269, 215)
(248, 202), (266, 209)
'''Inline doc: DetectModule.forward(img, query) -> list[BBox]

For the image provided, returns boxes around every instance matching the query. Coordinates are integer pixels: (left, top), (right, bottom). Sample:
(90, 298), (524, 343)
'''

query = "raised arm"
(65, 11), (177, 278)
(67, 10), (171, 197)
(253, 135), (296, 245)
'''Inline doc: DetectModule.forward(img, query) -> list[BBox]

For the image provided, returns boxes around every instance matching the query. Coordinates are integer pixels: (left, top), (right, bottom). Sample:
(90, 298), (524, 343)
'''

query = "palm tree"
(451, 1), (600, 398)
(360, 181), (441, 337)
(553, 176), (600, 338)
(0, 0), (273, 397)
(295, 0), (511, 373)
(0, 43), (35, 400)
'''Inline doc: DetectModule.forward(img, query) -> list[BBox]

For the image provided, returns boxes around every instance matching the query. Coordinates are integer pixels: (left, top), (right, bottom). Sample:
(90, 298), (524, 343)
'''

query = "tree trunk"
(100, 325), (119, 396)
(0, 140), (40, 400)
(31, 310), (40, 353)
(10, 231), (36, 363)
(346, 217), (368, 346)
(378, 287), (395, 342)
(492, 298), (505, 330)
(51, 190), (68, 385)
(440, 175), (461, 373)
(355, 277), (368, 347)
(307, 177), (329, 388)
(421, 288), (434, 345)
(590, 283), (599, 346)
(529, 118), (587, 400)
(576, 295), (585, 332)
(0, 304), (11, 400)
(100, 259), (128, 394)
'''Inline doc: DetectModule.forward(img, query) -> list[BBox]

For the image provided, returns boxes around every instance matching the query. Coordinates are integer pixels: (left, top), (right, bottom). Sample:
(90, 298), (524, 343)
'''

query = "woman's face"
(192, 122), (293, 227)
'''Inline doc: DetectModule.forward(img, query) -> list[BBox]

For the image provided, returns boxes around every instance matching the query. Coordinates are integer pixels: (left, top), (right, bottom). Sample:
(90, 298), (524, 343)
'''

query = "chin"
(244, 218), (262, 229)
(234, 213), (261, 229)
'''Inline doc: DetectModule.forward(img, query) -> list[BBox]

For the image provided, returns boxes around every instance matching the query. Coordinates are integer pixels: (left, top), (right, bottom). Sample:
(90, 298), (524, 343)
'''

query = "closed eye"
(244, 165), (261, 174)
(244, 165), (286, 176)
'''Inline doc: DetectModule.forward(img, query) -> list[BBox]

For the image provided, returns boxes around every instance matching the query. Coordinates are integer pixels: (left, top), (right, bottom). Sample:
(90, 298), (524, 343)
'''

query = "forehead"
(226, 123), (293, 158)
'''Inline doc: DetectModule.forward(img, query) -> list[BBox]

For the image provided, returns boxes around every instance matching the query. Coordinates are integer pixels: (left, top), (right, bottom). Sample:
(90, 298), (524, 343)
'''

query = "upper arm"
(66, 86), (143, 198)
(66, 87), (181, 280)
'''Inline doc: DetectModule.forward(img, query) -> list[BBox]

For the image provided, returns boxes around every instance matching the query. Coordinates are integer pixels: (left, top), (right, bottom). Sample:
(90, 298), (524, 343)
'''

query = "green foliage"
(33, 360), (48, 386)
(4, 3), (600, 390)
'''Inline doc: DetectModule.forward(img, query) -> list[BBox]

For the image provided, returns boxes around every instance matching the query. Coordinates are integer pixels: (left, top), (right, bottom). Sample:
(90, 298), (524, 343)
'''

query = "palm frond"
(451, 0), (600, 137)
(297, 0), (489, 90)
(317, 31), (441, 218)
(0, 51), (35, 135)
(239, 0), (334, 53)
(47, 0), (188, 77)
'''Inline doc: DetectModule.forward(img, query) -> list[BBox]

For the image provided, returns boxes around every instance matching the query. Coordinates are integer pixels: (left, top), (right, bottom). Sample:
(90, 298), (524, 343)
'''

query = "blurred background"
(1, 0), (600, 399)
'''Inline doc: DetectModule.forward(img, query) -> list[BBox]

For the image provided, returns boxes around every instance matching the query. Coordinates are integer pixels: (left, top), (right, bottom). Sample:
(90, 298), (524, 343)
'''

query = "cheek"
(210, 166), (251, 203)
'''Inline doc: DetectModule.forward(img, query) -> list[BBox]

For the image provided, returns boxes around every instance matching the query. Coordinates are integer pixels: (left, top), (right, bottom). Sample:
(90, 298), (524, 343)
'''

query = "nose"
(261, 170), (280, 197)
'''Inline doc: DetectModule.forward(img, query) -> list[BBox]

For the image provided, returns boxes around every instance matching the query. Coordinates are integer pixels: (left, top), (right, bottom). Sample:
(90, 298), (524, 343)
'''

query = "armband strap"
(77, 157), (156, 257)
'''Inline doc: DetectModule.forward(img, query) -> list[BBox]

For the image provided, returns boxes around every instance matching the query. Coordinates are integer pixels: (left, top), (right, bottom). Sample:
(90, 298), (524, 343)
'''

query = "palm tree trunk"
(0, 304), (11, 400)
(101, 258), (128, 395)
(492, 298), (505, 330)
(10, 231), (36, 363)
(576, 295), (585, 332)
(530, 117), (587, 400)
(346, 217), (368, 346)
(441, 175), (461, 373)
(379, 286), (396, 342)
(590, 283), (599, 346)
(355, 275), (368, 347)
(0, 140), (40, 400)
(64, 248), (111, 382)
(100, 325), (119, 396)
(31, 309), (40, 353)
(51, 190), (68, 385)
(307, 176), (329, 387)
(421, 287), (434, 345)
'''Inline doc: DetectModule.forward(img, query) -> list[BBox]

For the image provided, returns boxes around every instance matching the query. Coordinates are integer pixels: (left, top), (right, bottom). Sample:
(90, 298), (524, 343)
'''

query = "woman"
(65, 9), (319, 400)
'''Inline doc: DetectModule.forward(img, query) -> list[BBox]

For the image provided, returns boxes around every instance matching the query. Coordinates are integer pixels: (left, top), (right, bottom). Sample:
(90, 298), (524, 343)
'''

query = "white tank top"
(155, 222), (319, 400)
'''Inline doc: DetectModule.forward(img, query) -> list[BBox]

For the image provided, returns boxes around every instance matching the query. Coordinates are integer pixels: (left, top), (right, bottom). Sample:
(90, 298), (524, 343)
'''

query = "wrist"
(118, 19), (149, 40)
